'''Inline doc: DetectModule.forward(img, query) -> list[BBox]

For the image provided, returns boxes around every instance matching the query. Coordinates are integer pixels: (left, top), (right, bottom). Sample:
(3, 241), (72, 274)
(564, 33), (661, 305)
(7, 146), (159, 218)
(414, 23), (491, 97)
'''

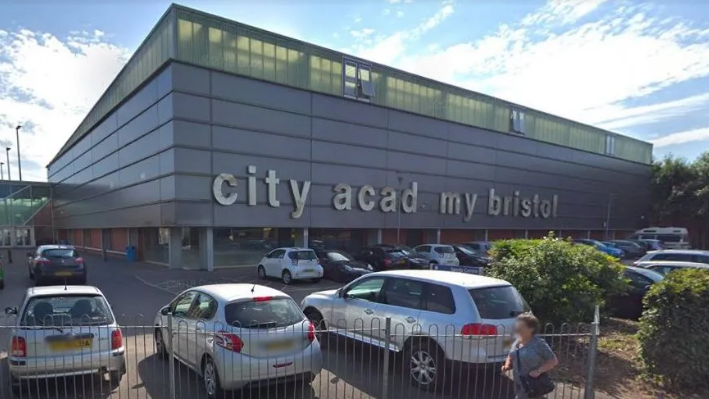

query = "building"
(48, 4), (653, 270)
(0, 181), (53, 249)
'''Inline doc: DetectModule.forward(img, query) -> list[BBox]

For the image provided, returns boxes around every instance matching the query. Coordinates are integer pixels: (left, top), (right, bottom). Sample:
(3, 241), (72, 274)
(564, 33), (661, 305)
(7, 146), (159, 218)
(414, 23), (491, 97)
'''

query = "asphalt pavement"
(0, 251), (594, 399)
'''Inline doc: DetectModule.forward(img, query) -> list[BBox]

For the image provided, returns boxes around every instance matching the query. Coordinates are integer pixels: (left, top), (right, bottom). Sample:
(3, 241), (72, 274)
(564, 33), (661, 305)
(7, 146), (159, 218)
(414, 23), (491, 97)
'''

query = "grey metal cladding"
(50, 61), (652, 231)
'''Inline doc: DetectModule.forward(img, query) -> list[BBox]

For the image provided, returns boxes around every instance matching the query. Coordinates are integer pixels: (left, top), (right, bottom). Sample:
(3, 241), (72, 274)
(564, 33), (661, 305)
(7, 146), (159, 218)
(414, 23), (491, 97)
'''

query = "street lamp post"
(1, 162), (4, 180)
(604, 194), (614, 241)
(15, 125), (22, 181)
(5, 147), (11, 181)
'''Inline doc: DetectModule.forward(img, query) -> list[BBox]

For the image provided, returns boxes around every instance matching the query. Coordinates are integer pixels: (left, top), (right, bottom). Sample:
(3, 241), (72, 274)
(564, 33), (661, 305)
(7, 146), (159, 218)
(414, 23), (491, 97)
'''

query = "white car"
(301, 270), (528, 390)
(257, 247), (324, 285)
(4, 286), (126, 392)
(153, 284), (322, 398)
(413, 244), (460, 268)
(633, 249), (709, 266)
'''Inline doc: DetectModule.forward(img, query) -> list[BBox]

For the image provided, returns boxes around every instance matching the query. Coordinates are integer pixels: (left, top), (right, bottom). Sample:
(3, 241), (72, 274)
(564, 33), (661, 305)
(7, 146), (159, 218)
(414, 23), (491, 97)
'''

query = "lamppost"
(604, 193), (614, 241)
(5, 147), (11, 181)
(15, 125), (22, 181)
(1, 162), (4, 180)
(397, 174), (404, 244)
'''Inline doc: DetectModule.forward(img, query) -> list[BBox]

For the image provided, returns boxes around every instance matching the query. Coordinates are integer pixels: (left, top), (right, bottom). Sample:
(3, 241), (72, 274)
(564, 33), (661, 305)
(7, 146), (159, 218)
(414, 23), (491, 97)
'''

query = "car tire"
(429, 262), (438, 270)
(282, 270), (293, 285)
(202, 356), (225, 399)
(108, 370), (123, 385)
(407, 339), (444, 391)
(304, 309), (328, 349)
(257, 265), (267, 280)
(311, 278), (321, 283)
(155, 329), (168, 359)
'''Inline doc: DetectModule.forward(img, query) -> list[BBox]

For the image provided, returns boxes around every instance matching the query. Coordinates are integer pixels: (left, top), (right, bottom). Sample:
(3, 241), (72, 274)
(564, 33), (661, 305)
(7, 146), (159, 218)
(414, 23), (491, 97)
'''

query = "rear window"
(288, 250), (316, 260)
(655, 234), (683, 243)
(434, 246), (454, 254)
(42, 249), (79, 258)
(21, 294), (113, 327)
(224, 298), (304, 329)
(469, 286), (530, 319)
(385, 250), (406, 258)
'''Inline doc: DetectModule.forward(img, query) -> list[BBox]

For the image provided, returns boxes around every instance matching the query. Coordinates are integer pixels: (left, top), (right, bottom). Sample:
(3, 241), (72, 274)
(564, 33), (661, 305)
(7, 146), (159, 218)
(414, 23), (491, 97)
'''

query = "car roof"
(193, 284), (290, 302)
(648, 249), (709, 255)
(371, 269), (510, 289)
(38, 245), (76, 250)
(27, 285), (102, 297)
(640, 261), (709, 267)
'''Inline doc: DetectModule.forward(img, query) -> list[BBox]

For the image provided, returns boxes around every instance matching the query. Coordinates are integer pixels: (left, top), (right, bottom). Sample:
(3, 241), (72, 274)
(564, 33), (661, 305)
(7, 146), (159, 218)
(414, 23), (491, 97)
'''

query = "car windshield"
(385, 250), (407, 258)
(43, 249), (79, 258)
(21, 294), (114, 327)
(469, 286), (530, 319)
(288, 251), (316, 260)
(224, 298), (304, 329)
(327, 251), (353, 262)
(629, 267), (664, 282)
(457, 246), (479, 256)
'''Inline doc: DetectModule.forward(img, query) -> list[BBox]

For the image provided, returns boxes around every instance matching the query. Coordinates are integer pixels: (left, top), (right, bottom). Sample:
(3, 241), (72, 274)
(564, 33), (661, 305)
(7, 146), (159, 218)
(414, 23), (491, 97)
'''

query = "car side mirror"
(337, 288), (347, 299)
(5, 307), (17, 315)
(160, 306), (170, 316)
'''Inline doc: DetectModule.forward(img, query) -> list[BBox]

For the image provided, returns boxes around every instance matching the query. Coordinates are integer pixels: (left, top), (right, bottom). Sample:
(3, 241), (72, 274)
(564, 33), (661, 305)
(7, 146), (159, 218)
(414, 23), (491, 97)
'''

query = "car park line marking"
(134, 275), (177, 295)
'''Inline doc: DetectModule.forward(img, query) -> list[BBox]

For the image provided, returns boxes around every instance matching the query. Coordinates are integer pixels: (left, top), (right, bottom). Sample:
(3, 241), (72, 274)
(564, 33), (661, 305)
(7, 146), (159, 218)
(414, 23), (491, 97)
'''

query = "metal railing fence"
(0, 311), (600, 399)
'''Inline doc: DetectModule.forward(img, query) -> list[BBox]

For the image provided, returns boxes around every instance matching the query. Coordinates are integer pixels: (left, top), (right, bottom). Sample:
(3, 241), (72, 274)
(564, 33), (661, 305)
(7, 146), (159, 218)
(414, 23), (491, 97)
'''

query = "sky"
(1, 0), (709, 182)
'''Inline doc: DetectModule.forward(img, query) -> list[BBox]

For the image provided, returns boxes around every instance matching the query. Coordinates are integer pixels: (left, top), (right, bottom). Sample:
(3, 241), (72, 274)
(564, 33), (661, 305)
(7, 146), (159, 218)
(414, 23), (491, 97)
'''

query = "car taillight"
(461, 323), (498, 336)
(36, 258), (50, 265)
(111, 329), (123, 350)
(252, 296), (273, 302)
(11, 336), (27, 357)
(215, 331), (244, 352)
(76, 257), (85, 263)
(307, 322), (315, 342)
(383, 259), (392, 266)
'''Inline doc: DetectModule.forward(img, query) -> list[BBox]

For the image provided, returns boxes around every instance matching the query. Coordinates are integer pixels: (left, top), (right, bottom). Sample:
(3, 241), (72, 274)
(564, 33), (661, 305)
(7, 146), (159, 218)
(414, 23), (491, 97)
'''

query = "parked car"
(412, 244), (460, 268)
(353, 245), (429, 271)
(5, 285), (126, 392)
(633, 249), (709, 266)
(257, 247), (324, 285)
(573, 239), (624, 258)
(641, 261), (709, 275)
(453, 245), (492, 267)
(629, 227), (690, 249)
(609, 240), (646, 259)
(316, 250), (373, 283)
(630, 239), (664, 251)
(607, 266), (664, 320)
(301, 270), (529, 391)
(154, 284), (322, 398)
(27, 245), (87, 286)
(462, 241), (493, 256)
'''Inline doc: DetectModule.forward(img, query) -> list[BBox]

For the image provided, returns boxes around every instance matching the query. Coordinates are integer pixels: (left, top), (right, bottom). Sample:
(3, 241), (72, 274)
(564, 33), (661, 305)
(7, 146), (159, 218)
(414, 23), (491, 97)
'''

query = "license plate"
(49, 339), (92, 351)
(264, 341), (293, 351)
(302, 268), (313, 273)
(55, 272), (72, 277)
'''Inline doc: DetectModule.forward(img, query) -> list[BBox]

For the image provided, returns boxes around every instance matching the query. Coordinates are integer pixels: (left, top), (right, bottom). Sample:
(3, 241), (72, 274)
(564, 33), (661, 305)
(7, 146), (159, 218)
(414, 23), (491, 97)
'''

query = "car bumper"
(9, 350), (126, 380)
(37, 267), (86, 280)
(291, 266), (324, 280)
(440, 336), (511, 365)
(216, 342), (323, 390)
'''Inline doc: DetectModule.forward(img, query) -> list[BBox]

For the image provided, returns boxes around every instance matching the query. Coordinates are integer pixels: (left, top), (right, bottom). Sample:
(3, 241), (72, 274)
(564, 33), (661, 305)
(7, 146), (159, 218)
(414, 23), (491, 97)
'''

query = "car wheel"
(257, 265), (267, 279)
(304, 309), (328, 348)
(282, 270), (293, 285)
(202, 356), (225, 399)
(429, 262), (438, 270)
(108, 370), (123, 385)
(155, 329), (168, 359)
(311, 278), (321, 283)
(408, 339), (444, 391)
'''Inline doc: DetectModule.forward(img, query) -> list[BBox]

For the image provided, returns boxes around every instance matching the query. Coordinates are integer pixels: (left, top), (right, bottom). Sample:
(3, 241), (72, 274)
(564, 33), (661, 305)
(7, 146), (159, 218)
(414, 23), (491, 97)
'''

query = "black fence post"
(7, 248), (12, 264)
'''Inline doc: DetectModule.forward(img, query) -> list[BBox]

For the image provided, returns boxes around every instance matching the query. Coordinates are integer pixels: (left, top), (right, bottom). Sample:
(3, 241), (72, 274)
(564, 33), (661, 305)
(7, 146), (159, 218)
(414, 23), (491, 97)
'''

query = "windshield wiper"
(245, 321), (278, 329)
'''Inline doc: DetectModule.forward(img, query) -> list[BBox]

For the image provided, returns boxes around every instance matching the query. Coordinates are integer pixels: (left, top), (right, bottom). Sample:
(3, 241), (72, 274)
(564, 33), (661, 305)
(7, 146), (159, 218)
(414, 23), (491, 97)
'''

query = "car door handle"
(364, 309), (374, 315)
(405, 316), (416, 324)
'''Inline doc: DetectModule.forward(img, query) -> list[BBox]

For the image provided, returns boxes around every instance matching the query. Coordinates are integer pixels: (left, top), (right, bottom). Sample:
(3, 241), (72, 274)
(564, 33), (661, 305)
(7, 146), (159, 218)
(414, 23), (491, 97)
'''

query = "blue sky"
(1, 0), (709, 181)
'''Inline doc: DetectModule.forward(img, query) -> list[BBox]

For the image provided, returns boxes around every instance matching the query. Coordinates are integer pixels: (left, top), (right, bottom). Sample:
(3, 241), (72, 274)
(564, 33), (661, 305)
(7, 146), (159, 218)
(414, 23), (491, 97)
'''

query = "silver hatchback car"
(4, 286), (126, 392)
(301, 270), (529, 390)
(153, 284), (322, 398)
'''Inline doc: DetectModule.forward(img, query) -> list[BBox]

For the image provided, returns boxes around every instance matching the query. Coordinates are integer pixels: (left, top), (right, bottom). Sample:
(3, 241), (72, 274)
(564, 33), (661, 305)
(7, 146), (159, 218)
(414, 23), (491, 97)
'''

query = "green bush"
(485, 234), (626, 324)
(638, 268), (709, 389)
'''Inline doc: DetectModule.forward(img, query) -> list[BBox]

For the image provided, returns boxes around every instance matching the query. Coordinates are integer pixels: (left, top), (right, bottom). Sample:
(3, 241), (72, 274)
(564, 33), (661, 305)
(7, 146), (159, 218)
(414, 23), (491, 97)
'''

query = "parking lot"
(0, 252), (591, 399)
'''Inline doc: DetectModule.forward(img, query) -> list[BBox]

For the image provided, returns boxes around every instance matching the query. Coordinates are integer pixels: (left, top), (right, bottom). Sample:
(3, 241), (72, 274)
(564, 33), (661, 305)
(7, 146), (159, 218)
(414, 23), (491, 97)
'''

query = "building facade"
(48, 5), (653, 270)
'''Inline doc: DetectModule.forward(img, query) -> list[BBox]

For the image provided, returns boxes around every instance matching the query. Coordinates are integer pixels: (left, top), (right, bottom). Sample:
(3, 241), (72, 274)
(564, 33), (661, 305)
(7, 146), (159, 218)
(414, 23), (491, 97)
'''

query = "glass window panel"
(223, 30), (237, 73)
(236, 35), (250, 76)
(208, 27), (223, 70)
(287, 49), (301, 87)
(275, 45), (288, 84)
(249, 37), (264, 79)
(263, 41), (276, 81)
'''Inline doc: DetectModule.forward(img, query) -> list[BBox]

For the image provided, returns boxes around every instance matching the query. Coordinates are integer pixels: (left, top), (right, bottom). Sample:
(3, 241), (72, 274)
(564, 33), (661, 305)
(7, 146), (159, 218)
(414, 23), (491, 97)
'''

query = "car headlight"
(343, 265), (354, 272)
(367, 264), (373, 271)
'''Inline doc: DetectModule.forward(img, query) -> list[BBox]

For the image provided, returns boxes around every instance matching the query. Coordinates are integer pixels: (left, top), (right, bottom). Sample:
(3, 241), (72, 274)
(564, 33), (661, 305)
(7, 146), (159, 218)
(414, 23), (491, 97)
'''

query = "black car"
(354, 245), (428, 271)
(610, 240), (646, 259)
(453, 245), (491, 267)
(316, 250), (372, 283)
(607, 266), (663, 320)
(27, 245), (87, 286)
(461, 241), (493, 256)
(630, 239), (663, 251)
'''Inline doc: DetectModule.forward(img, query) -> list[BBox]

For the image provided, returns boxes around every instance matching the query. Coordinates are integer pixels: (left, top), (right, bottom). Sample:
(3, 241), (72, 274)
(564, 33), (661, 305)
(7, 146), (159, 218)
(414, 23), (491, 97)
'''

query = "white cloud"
(396, 11), (404, 18)
(0, 29), (129, 181)
(383, 9), (391, 16)
(651, 127), (709, 148)
(359, 0), (709, 143)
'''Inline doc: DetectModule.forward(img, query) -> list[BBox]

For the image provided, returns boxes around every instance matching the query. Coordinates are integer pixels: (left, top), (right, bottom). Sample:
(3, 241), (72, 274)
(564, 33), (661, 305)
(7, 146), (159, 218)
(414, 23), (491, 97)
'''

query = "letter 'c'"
(213, 173), (238, 205)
